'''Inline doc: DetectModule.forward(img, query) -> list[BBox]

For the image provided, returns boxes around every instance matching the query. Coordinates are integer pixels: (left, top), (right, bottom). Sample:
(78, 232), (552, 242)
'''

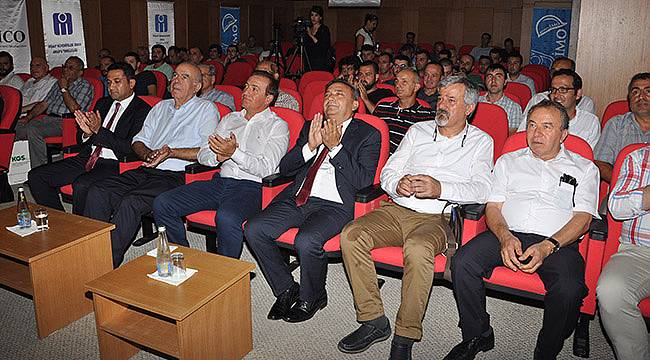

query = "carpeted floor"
(0, 185), (620, 359)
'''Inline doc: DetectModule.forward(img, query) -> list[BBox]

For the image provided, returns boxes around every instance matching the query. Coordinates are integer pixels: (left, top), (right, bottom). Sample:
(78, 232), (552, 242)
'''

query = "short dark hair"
(479, 55), (491, 62)
(360, 44), (374, 52)
(482, 32), (492, 39)
(359, 60), (379, 74)
(438, 49), (451, 58)
(338, 55), (360, 73)
(152, 44), (166, 54)
(399, 44), (415, 54)
(507, 53), (523, 63)
(406, 31), (415, 37)
(124, 51), (141, 63)
(439, 58), (453, 67)
(100, 55), (115, 64)
(364, 13), (378, 24)
(504, 37), (514, 45)
(552, 68), (583, 91)
(250, 70), (279, 103)
(310, 5), (323, 17)
(433, 41), (445, 49)
(107, 62), (136, 80)
(528, 99), (570, 130)
(485, 63), (507, 76)
(628, 72), (650, 94)
(378, 51), (393, 63)
(394, 54), (411, 67)
(553, 57), (576, 71)
(0, 51), (13, 64)
(415, 49), (430, 57)
(190, 46), (203, 56)
(67, 56), (85, 70)
(326, 78), (359, 101)
(168, 45), (179, 53)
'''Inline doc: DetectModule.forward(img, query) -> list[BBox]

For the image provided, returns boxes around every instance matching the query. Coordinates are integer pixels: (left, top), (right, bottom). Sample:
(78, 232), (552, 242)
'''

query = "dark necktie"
(295, 146), (329, 206)
(85, 102), (121, 171)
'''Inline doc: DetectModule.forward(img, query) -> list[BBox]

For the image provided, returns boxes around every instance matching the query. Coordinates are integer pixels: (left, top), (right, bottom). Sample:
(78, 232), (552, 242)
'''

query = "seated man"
(83, 62), (218, 267)
(373, 68), (436, 154)
(224, 44), (245, 68)
(414, 49), (431, 77)
(470, 32), (492, 61)
(489, 48), (503, 66)
(337, 55), (360, 84)
(197, 63), (235, 110)
(477, 56), (491, 74)
(244, 79), (381, 323)
(518, 69), (600, 149)
(98, 56), (115, 96)
(597, 146), (650, 360)
(377, 52), (395, 84)
(357, 60), (394, 114)
(445, 100), (599, 360)
(0, 51), (25, 90)
(594, 72), (650, 183)
(480, 63), (523, 134)
(255, 61), (300, 112)
(458, 54), (484, 90)
(144, 44), (174, 81)
(123, 52), (157, 97)
(359, 44), (376, 62)
(16, 56), (94, 168)
(189, 47), (204, 65)
(506, 53), (536, 95)
(338, 76), (493, 359)
(153, 71), (289, 258)
(439, 58), (454, 78)
(20, 57), (58, 114)
(417, 62), (443, 108)
(28, 62), (150, 215)
(383, 55), (411, 86)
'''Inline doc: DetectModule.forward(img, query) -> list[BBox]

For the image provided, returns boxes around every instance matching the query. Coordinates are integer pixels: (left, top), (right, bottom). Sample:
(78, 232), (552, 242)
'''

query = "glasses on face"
(550, 86), (575, 94)
(172, 72), (191, 81)
(630, 87), (650, 98)
(393, 63), (408, 69)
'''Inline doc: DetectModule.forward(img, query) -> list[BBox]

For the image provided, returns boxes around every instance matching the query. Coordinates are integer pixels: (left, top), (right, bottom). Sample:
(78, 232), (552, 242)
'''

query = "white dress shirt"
(381, 121), (494, 214)
(298, 118), (352, 204)
(197, 107), (289, 182)
(0, 71), (25, 90)
(518, 108), (600, 149)
(489, 146), (599, 237)
(20, 74), (57, 107)
(82, 93), (135, 160)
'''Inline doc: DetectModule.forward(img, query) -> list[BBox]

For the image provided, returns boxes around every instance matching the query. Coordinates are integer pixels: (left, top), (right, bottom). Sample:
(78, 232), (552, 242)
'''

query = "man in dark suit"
(28, 62), (150, 215)
(245, 79), (382, 323)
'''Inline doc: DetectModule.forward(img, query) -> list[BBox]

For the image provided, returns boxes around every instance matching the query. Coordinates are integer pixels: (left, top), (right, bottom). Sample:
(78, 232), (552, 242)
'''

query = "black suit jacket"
(276, 118), (381, 214)
(76, 95), (151, 160)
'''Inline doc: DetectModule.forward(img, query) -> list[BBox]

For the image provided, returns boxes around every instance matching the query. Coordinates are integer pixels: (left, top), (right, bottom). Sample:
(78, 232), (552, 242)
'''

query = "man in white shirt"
(506, 53), (536, 95)
(479, 63), (523, 134)
(445, 100), (599, 360)
(470, 32), (493, 61)
(0, 51), (24, 90)
(518, 69), (600, 149)
(20, 57), (57, 114)
(153, 71), (289, 258)
(338, 76), (493, 360)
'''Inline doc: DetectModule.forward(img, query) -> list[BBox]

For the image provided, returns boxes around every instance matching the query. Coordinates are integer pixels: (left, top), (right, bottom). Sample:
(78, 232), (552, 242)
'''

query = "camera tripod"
(269, 24), (286, 75)
(285, 31), (312, 78)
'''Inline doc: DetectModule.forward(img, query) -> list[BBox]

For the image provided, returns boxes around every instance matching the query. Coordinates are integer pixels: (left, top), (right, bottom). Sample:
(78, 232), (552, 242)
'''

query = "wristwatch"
(60, 87), (68, 94)
(545, 237), (561, 253)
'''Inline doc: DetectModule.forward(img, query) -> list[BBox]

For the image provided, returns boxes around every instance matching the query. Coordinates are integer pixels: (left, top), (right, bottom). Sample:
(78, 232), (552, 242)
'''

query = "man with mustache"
(357, 60), (394, 113)
(338, 76), (493, 360)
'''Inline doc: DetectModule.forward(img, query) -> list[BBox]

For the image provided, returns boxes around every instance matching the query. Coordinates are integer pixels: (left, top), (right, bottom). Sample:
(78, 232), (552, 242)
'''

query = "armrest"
(263, 173), (295, 187)
(185, 162), (220, 174)
(0, 129), (14, 135)
(355, 184), (385, 203)
(588, 217), (607, 241)
(459, 203), (486, 221)
(63, 144), (84, 154)
(120, 153), (141, 162)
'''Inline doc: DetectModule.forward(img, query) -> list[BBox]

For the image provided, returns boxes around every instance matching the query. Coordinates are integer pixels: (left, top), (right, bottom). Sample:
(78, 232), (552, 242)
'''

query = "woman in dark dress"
(304, 5), (331, 72)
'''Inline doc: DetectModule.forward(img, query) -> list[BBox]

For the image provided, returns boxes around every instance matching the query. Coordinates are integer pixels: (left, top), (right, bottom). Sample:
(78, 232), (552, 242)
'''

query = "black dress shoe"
(267, 283), (299, 320)
(389, 339), (413, 360)
(283, 294), (327, 323)
(338, 321), (391, 353)
(443, 330), (494, 360)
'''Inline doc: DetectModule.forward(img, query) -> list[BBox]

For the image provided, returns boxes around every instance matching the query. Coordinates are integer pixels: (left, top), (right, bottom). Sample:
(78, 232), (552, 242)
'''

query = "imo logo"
(221, 13), (237, 33)
(535, 15), (567, 37)
(155, 14), (168, 32)
(53, 12), (73, 36)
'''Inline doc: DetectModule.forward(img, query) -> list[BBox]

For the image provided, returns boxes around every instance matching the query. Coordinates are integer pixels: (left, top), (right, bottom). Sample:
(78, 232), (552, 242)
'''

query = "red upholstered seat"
(601, 99), (629, 129)
(205, 60), (224, 85)
(83, 67), (102, 79)
(459, 45), (474, 55)
(222, 62), (253, 87)
(472, 103), (509, 160)
(504, 82), (532, 109)
(299, 71), (333, 96)
(0, 85), (22, 130)
(279, 78), (297, 91)
(301, 80), (329, 118)
(151, 70), (167, 98)
(215, 85), (243, 111)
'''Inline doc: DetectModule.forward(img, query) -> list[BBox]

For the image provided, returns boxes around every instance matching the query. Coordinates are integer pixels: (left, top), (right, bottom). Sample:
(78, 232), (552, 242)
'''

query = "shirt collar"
(241, 107), (272, 122)
(524, 144), (570, 162)
(114, 93), (135, 110)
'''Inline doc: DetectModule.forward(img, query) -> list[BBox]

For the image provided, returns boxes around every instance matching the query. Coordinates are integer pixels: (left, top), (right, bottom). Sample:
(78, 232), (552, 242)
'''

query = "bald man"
(20, 57), (58, 114)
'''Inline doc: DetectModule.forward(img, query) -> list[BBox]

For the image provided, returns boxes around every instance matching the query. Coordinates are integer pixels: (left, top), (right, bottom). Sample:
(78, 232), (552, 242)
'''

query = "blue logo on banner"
(155, 15), (168, 33)
(220, 7), (240, 53)
(53, 13), (73, 36)
(530, 8), (571, 68)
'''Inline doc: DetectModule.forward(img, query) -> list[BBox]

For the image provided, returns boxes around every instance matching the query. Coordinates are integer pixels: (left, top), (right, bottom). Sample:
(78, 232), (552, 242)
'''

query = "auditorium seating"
(151, 70), (167, 98)
(471, 102), (509, 159)
(333, 41), (356, 63)
(279, 78), (297, 91)
(215, 85), (243, 111)
(376, 83), (395, 93)
(504, 82), (532, 109)
(459, 44), (474, 55)
(301, 80), (330, 118)
(299, 71), (333, 96)
(417, 43), (434, 53)
(205, 60), (224, 85)
(601, 99), (629, 128)
(16, 73), (31, 81)
(0, 85), (22, 131)
(280, 88), (302, 114)
(222, 62), (253, 87)
(50, 66), (63, 79)
(83, 68), (102, 79)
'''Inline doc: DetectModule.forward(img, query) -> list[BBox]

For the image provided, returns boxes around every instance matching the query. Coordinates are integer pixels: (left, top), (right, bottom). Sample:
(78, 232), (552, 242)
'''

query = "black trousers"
(84, 167), (185, 267)
(28, 156), (119, 215)
(450, 230), (587, 360)
(244, 196), (352, 302)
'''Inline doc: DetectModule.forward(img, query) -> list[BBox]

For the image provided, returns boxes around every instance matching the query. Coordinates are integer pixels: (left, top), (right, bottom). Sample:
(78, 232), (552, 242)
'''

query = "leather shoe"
(389, 339), (413, 360)
(443, 329), (494, 360)
(338, 321), (391, 353)
(283, 294), (327, 323)
(267, 283), (299, 320)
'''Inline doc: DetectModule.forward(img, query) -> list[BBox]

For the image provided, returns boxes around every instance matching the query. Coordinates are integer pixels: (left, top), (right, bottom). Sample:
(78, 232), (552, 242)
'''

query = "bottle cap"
(157, 226), (166, 232)
(18, 187), (24, 192)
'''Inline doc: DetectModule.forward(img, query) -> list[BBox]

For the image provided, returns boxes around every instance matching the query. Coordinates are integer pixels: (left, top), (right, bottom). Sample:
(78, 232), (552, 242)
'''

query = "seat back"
(353, 113), (390, 184)
(333, 41), (355, 63)
(471, 102), (509, 160)
(205, 60), (224, 85)
(0, 133), (16, 171)
(376, 96), (431, 109)
(83, 67), (102, 79)
(269, 107), (305, 149)
(521, 69), (545, 93)
(241, 54), (258, 68)
(302, 80), (329, 118)
(222, 62), (253, 87)
(417, 43), (434, 53)
(522, 64), (550, 90)
(139, 95), (162, 107)
(84, 76), (105, 111)
(215, 85), (243, 111)
(376, 83), (396, 93)
(504, 82), (532, 109)
(299, 71), (333, 96)
(50, 66), (63, 79)
(459, 44), (474, 55)
(0, 85), (22, 131)
(16, 73), (31, 81)
(601, 100), (629, 129)
(150, 70), (167, 98)
(214, 102), (232, 118)
(279, 77), (297, 91)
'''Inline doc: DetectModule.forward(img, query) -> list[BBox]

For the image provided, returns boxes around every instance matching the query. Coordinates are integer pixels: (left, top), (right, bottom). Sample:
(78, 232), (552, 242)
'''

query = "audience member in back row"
(28, 62), (151, 215)
(244, 79), (381, 324)
(417, 62), (443, 109)
(458, 54), (484, 91)
(20, 57), (58, 114)
(304, 5), (332, 72)
(16, 56), (93, 168)
(338, 76), (493, 360)
(98, 56), (115, 97)
(153, 71), (289, 258)
(506, 53), (536, 95)
(357, 60), (395, 114)
(374, 68), (436, 154)
(383, 55), (410, 86)
(197, 64), (235, 111)
(597, 146), (650, 360)
(470, 32), (493, 61)
(479, 63), (523, 134)
(359, 44), (375, 63)
(208, 43), (222, 62)
(524, 57), (596, 115)
(144, 44), (174, 81)
(414, 49), (431, 78)
(189, 47), (204, 66)
(0, 51), (25, 90)
(123, 52), (158, 97)
(356, 13), (378, 52)
(518, 69), (600, 149)
(594, 72), (650, 184)
(83, 62), (218, 268)
(337, 55), (360, 84)
(377, 52), (394, 84)
(446, 100), (599, 360)
(255, 61), (300, 112)
(477, 56), (491, 75)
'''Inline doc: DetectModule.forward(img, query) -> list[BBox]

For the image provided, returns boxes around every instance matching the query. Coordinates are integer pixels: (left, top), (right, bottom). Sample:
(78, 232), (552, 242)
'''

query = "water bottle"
(156, 226), (172, 277)
(16, 187), (32, 229)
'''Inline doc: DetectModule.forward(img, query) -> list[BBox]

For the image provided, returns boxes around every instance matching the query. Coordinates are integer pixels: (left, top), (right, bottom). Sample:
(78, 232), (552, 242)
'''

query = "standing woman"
(356, 13), (378, 53)
(305, 5), (331, 71)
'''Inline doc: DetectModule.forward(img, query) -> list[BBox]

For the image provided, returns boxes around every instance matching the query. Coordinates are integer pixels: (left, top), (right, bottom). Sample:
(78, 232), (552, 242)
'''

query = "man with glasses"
(383, 55), (411, 86)
(480, 63), (523, 134)
(83, 62), (218, 267)
(197, 63), (235, 110)
(518, 69), (600, 149)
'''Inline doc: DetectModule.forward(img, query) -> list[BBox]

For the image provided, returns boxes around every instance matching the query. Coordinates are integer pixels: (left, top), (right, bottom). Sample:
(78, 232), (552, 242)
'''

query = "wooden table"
(86, 246), (256, 360)
(0, 204), (114, 338)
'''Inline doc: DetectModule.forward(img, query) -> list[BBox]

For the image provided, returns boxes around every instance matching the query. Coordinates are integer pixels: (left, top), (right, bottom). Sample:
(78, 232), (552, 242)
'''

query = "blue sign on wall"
(530, 8), (571, 68)
(220, 7), (240, 53)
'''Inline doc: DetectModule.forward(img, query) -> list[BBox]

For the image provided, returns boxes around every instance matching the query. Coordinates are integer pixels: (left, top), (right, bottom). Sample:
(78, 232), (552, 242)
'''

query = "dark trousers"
(152, 173), (261, 258)
(450, 231), (587, 360)
(244, 197), (352, 302)
(84, 167), (185, 267)
(28, 156), (119, 215)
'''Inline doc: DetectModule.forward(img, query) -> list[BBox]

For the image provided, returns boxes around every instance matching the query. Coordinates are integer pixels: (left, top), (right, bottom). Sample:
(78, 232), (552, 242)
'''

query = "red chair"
(205, 60), (225, 85)
(334, 41), (356, 63)
(379, 42), (401, 53)
(299, 71), (333, 96)
(0, 85), (22, 130)
(417, 43), (434, 53)
(150, 70), (167, 98)
(281, 41), (294, 57)
(521, 69), (545, 93)
(601, 100), (629, 129)
(215, 85), (243, 111)
(0, 132), (15, 174)
(280, 88), (303, 114)
(505, 82), (532, 109)
(222, 62), (253, 87)
(241, 54), (258, 68)
(445, 43), (456, 50)
(301, 80), (329, 118)
(83, 68), (102, 79)
(377, 96), (432, 109)
(471, 103), (509, 160)
(306, 91), (366, 121)
(522, 64), (550, 91)
(16, 73), (31, 82)
(279, 78), (297, 91)
(376, 83), (396, 93)
(459, 45), (474, 56)
(50, 66), (63, 79)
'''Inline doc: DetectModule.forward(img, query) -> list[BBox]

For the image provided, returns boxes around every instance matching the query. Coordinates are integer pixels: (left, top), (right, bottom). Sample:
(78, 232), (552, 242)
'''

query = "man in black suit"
(245, 79), (382, 323)
(28, 62), (150, 215)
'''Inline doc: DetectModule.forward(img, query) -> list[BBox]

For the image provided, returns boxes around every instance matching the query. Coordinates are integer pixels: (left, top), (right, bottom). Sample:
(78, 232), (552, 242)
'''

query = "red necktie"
(295, 146), (329, 206)
(85, 102), (121, 171)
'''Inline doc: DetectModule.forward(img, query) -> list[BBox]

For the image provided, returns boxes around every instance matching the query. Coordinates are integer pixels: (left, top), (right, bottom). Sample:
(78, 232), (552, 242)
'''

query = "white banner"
(329, 0), (381, 6)
(8, 140), (30, 185)
(41, 0), (86, 68)
(0, 0), (31, 73)
(147, 1), (175, 51)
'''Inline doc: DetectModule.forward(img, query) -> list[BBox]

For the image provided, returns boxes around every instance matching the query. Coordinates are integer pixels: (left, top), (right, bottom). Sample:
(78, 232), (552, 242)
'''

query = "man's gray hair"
(438, 75), (479, 106)
(198, 63), (216, 76)
(527, 99), (570, 130)
(397, 67), (420, 84)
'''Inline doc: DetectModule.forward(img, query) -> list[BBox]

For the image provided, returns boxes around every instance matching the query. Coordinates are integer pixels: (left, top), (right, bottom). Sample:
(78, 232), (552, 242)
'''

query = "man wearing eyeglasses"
(518, 69), (600, 149)
(382, 55), (411, 86)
